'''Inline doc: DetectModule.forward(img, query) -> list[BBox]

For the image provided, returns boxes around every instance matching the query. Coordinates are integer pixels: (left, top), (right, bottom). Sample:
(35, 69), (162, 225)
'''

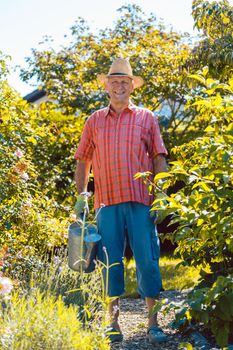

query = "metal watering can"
(68, 218), (101, 273)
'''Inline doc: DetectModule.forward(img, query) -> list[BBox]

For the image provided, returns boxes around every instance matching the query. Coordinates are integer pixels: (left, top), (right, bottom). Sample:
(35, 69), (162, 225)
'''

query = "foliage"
(0, 289), (109, 350)
(0, 51), (10, 79)
(178, 343), (194, 350)
(0, 36), (111, 350)
(0, 251), (112, 349)
(0, 80), (84, 200)
(20, 4), (192, 142)
(0, 73), (84, 254)
(1, 3), (233, 347)
(185, 0), (233, 81)
(30, 104), (85, 202)
(173, 275), (233, 348)
(149, 74), (233, 347)
(157, 76), (233, 272)
(187, 276), (233, 348)
(2, 250), (103, 313)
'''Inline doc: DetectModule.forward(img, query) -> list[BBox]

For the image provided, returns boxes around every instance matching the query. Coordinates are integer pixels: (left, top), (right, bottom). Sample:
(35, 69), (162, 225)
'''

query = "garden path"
(110, 290), (193, 350)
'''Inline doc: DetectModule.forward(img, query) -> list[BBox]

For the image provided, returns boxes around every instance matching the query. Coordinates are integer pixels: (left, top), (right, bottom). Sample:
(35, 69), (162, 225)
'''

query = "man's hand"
(74, 192), (90, 220)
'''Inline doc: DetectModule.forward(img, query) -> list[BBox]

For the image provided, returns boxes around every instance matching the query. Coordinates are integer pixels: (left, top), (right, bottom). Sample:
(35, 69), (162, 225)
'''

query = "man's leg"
(146, 297), (158, 329)
(109, 297), (120, 331)
(125, 202), (167, 342)
(125, 202), (162, 300)
(96, 204), (126, 336)
(146, 296), (168, 343)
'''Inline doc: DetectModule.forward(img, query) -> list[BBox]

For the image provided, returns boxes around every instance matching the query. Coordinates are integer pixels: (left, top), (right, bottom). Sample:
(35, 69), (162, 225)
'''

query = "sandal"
(105, 326), (123, 343)
(147, 325), (168, 343)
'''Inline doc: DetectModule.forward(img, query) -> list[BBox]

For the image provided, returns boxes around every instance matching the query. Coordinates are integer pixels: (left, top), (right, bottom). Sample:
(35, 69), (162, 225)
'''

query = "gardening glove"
(74, 192), (90, 221)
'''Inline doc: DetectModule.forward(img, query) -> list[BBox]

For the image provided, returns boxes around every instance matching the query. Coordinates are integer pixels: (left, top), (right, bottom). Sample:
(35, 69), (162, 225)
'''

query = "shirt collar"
(103, 100), (136, 117)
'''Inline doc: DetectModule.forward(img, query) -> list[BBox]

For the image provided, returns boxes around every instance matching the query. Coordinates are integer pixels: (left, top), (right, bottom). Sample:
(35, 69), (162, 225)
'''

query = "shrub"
(149, 74), (233, 347)
(0, 77), (83, 255)
(0, 251), (110, 350)
(0, 290), (109, 350)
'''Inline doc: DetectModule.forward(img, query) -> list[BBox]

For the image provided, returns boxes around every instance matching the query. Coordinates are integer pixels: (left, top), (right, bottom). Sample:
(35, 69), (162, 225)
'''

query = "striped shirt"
(74, 102), (168, 209)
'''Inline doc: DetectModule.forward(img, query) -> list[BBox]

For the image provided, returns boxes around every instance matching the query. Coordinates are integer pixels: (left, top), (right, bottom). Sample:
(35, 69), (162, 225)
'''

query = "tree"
(20, 4), (192, 149)
(184, 0), (233, 81)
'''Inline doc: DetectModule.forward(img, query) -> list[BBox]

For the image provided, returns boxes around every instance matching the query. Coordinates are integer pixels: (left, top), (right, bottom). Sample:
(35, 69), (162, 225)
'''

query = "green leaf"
(25, 136), (37, 145)
(155, 192), (168, 200)
(214, 322), (229, 348)
(154, 172), (172, 181)
(171, 168), (189, 175)
(192, 182), (211, 192)
(202, 66), (209, 77)
(134, 171), (151, 180)
(188, 74), (206, 85)
(223, 134), (233, 143)
(218, 295), (233, 321)
(222, 153), (230, 162)
(178, 342), (193, 350)
(204, 125), (215, 132)
(190, 100), (211, 108)
(197, 218), (205, 226)
(148, 300), (163, 317)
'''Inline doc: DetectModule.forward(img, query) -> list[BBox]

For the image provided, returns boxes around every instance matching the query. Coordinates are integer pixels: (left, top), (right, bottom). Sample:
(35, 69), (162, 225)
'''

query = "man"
(74, 58), (168, 344)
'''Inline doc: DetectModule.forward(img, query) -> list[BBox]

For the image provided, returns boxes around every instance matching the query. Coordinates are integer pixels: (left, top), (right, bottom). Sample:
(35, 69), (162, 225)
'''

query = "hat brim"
(97, 73), (144, 89)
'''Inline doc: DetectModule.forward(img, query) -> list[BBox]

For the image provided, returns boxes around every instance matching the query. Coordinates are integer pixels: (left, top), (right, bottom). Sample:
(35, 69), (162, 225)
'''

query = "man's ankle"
(110, 321), (121, 332)
(148, 324), (157, 330)
(148, 318), (158, 330)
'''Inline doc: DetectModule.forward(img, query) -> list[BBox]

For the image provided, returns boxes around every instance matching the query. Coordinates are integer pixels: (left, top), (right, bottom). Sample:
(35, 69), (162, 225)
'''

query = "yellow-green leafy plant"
(187, 0), (233, 81)
(0, 59), (83, 255)
(1, 249), (115, 349)
(0, 289), (109, 350)
(150, 74), (233, 347)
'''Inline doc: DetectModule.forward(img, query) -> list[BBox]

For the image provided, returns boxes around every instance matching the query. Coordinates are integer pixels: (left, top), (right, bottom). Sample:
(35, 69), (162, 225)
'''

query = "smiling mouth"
(114, 91), (125, 95)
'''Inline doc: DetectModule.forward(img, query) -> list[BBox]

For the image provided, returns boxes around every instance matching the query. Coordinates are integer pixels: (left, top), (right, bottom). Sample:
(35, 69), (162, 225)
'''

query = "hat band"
(108, 72), (131, 76)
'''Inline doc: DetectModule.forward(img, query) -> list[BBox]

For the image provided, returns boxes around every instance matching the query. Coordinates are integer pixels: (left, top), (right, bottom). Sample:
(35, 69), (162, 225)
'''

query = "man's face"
(105, 76), (134, 104)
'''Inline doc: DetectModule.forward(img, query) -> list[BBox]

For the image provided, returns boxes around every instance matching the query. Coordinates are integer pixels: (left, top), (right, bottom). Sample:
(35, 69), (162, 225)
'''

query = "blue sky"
(0, 0), (226, 96)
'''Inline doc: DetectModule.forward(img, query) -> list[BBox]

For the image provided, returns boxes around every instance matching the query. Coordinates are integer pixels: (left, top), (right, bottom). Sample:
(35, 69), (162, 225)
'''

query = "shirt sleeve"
(74, 118), (95, 161)
(148, 115), (168, 158)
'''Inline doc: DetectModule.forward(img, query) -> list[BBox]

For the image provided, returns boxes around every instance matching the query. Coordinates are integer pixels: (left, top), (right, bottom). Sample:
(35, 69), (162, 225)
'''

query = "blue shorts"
(96, 202), (162, 298)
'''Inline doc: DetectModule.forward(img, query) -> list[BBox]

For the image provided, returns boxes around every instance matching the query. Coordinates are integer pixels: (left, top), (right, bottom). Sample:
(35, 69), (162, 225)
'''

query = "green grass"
(124, 254), (201, 298)
(160, 255), (200, 291)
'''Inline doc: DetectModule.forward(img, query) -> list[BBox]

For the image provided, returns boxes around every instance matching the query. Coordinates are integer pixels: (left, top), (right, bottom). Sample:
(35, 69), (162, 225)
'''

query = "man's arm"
(153, 154), (168, 175)
(75, 159), (92, 194)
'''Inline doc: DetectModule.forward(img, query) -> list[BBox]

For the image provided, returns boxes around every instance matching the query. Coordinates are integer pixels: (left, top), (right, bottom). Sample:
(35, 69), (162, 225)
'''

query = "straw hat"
(97, 58), (144, 89)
